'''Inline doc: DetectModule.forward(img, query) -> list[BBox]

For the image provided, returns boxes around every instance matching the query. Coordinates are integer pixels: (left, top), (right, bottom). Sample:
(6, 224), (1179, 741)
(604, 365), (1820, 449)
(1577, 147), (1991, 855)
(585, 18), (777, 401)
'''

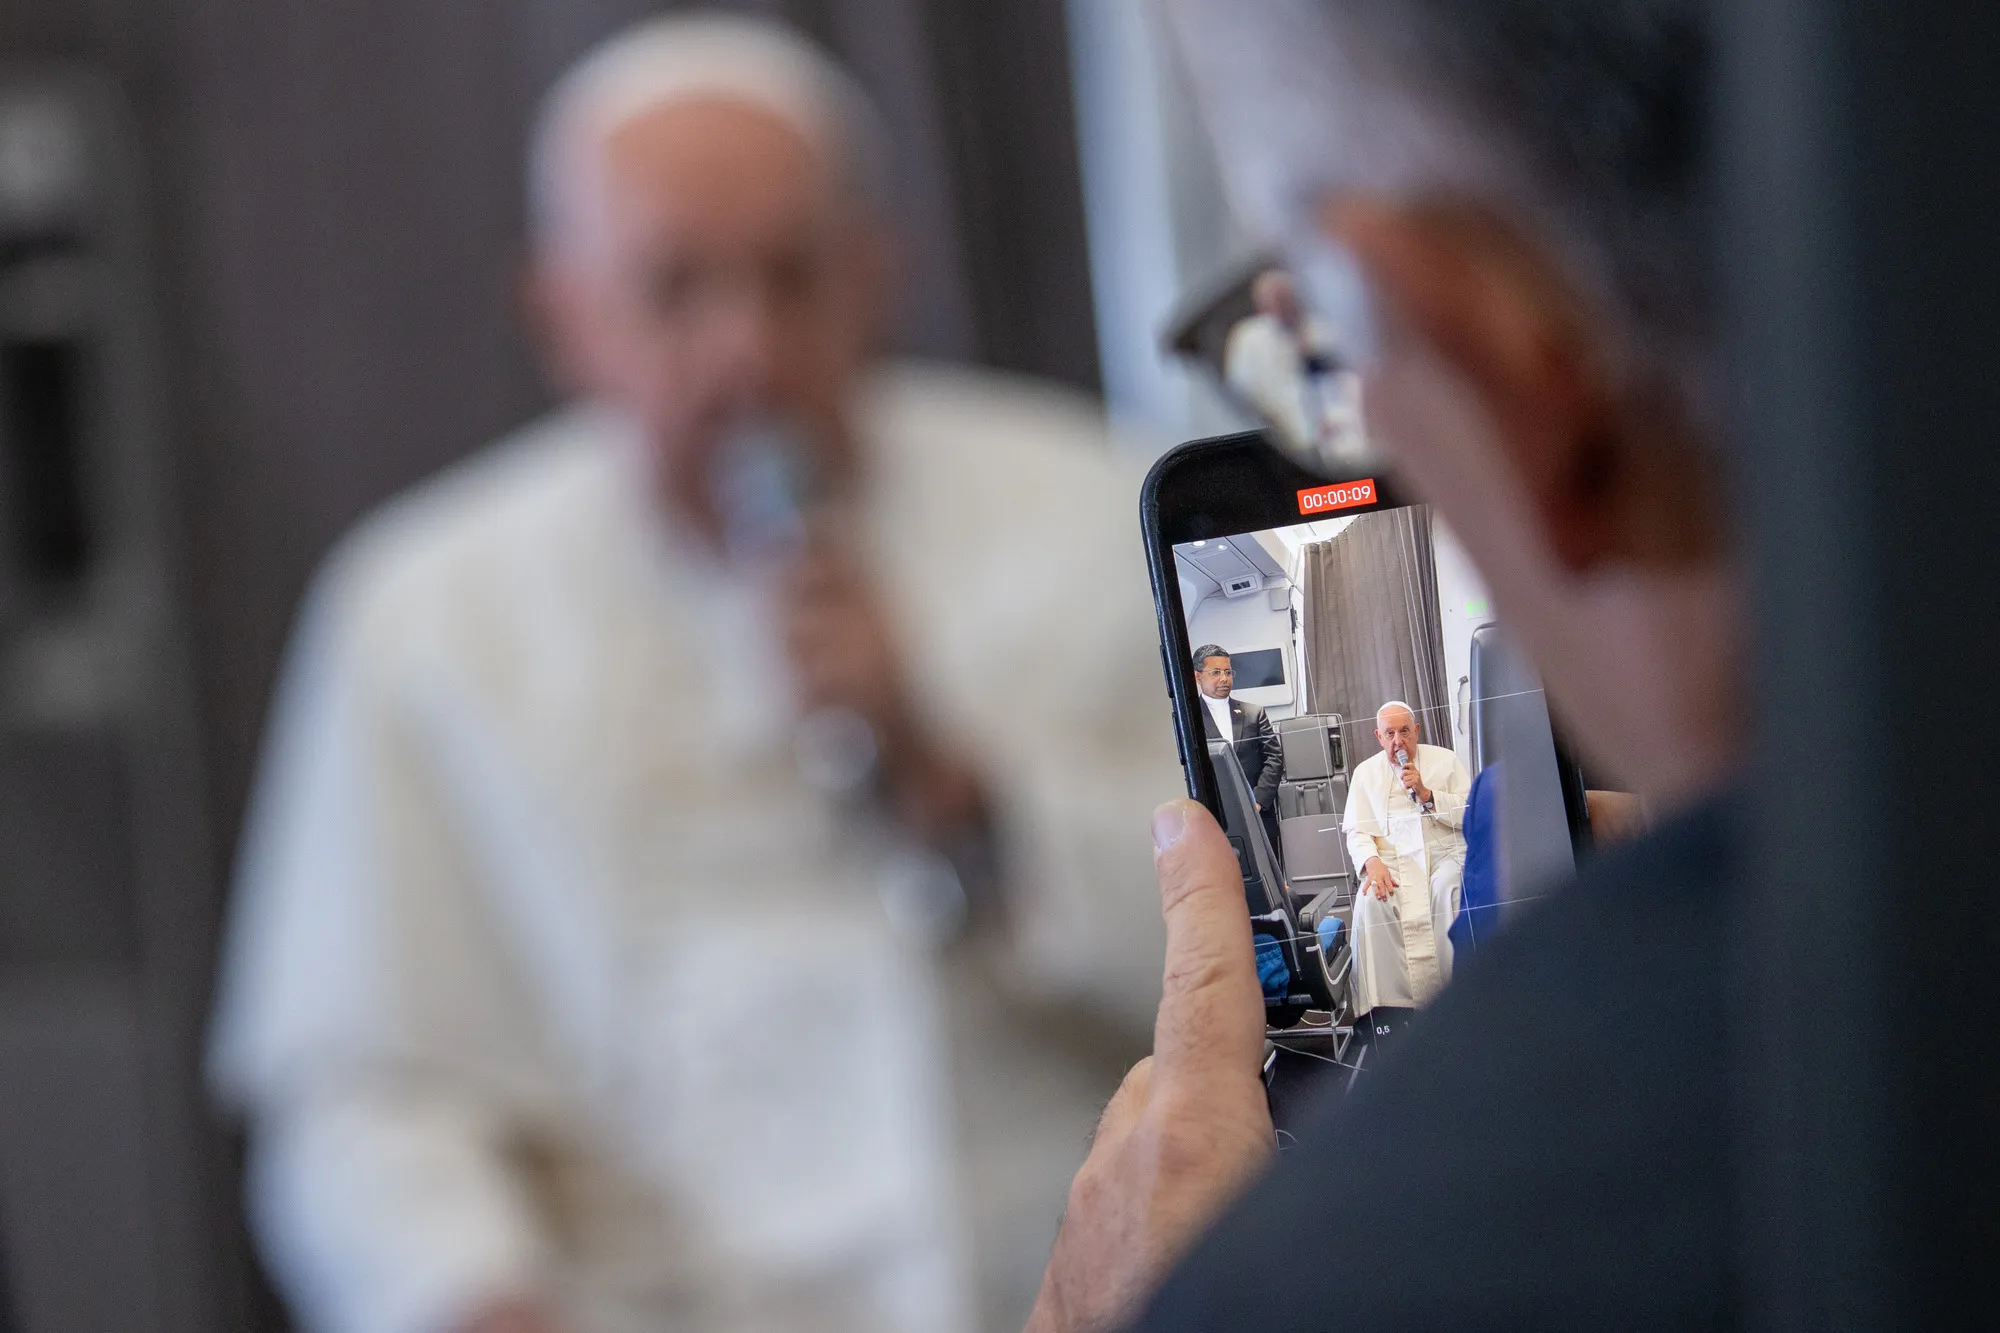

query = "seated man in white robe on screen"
(1343, 700), (1472, 1037)
(205, 15), (1178, 1333)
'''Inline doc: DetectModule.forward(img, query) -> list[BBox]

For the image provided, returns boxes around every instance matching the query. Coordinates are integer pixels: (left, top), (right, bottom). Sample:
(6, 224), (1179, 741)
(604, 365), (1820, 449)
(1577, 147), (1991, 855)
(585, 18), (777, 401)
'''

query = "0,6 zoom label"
(1297, 478), (1378, 515)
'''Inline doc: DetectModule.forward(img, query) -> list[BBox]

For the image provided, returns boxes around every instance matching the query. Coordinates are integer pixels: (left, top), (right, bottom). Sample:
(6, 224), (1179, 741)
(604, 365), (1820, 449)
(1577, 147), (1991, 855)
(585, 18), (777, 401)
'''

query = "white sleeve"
(979, 562), (1180, 1039)
(1344, 763), (1385, 870)
(208, 556), (555, 1333)
(911, 429), (1179, 1041)
(987, 728), (1178, 1038)
(247, 1084), (548, 1333)
(1223, 322), (1260, 400)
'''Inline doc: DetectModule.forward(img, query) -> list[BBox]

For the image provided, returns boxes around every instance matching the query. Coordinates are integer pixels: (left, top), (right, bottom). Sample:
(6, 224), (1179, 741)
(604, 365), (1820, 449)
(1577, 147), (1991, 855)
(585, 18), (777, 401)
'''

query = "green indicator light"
(1466, 598), (1489, 617)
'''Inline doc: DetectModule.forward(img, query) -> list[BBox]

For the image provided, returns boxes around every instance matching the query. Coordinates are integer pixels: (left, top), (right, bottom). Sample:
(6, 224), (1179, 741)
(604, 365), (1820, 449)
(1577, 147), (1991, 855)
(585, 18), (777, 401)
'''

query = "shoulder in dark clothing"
(1135, 798), (1742, 1332)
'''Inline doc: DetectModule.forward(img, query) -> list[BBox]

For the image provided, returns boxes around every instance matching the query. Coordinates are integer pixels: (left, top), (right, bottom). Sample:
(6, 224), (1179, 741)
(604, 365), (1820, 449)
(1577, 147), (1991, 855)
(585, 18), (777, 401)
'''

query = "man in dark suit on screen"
(1192, 645), (1286, 869)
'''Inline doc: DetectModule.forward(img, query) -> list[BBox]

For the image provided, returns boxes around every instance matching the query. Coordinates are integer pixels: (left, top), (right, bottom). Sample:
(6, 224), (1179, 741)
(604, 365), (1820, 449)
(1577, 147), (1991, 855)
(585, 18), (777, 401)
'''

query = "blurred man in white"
(1223, 268), (1365, 460)
(1343, 701), (1471, 1025)
(207, 15), (1177, 1333)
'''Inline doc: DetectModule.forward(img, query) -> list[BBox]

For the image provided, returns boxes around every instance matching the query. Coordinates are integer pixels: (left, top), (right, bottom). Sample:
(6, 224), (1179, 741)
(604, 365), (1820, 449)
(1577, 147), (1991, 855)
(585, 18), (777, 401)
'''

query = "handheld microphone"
(714, 417), (822, 569)
(712, 420), (878, 798)
(1395, 746), (1426, 809)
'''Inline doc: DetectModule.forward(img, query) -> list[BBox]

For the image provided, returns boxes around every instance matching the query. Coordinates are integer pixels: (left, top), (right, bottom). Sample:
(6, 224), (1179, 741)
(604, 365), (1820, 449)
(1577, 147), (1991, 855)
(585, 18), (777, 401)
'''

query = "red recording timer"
(1297, 478), (1378, 516)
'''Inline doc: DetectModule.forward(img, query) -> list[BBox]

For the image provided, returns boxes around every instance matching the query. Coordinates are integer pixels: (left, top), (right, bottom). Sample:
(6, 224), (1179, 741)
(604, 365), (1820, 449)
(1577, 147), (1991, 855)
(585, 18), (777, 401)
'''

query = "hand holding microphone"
(718, 419), (987, 842)
(1396, 746), (1432, 809)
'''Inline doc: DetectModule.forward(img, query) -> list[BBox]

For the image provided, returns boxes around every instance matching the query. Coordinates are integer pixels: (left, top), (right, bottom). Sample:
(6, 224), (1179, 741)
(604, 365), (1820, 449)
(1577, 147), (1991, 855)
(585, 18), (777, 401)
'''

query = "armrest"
(1299, 881), (1350, 930)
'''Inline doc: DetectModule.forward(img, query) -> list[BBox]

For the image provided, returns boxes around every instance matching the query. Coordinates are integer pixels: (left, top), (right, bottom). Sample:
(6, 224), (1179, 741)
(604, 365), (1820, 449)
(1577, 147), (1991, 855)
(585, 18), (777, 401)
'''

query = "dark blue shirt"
(1137, 795), (1739, 1330)
(1451, 763), (1503, 955)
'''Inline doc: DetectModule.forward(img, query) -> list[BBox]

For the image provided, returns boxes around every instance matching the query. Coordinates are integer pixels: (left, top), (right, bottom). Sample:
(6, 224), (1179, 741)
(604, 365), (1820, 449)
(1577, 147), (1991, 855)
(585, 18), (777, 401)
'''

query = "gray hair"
(1375, 699), (1419, 728)
(1167, 0), (1713, 423)
(528, 12), (891, 254)
(1192, 644), (1231, 669)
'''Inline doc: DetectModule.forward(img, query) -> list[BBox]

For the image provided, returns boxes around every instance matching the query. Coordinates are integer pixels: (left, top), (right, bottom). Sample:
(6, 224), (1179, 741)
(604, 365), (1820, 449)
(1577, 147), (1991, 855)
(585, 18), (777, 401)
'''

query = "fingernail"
(1152, 800), (1189, 854)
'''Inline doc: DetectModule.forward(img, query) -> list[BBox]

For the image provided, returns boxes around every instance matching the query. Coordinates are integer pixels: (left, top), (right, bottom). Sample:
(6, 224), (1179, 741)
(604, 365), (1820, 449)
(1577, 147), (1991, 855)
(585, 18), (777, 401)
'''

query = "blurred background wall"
(0, 2), (1105, 1329)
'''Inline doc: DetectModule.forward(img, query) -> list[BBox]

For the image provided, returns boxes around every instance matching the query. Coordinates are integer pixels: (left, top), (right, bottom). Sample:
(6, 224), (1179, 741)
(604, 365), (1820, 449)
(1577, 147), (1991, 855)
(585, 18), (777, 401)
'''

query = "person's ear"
(1319, 196), (1626, 574)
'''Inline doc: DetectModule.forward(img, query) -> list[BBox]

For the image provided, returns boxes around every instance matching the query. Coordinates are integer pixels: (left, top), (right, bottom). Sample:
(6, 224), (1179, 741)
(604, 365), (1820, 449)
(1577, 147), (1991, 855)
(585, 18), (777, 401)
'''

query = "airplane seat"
(1209, 739), (1346, 1027)
(1275, 712), (1342, 778)
(1274, 713), (1355, 907)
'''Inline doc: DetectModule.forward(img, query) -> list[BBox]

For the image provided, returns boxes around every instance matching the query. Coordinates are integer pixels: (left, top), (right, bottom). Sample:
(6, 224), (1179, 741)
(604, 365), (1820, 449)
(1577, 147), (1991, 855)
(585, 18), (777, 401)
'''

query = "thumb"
(1148, 800), (1267, 1096)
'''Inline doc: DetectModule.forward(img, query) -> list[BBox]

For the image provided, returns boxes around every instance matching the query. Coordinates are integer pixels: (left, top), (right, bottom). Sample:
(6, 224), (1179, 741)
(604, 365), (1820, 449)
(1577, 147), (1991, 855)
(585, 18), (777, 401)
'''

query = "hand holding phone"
(1141, 430), (1592, 1108)
(1027, 799), (1272, 1333)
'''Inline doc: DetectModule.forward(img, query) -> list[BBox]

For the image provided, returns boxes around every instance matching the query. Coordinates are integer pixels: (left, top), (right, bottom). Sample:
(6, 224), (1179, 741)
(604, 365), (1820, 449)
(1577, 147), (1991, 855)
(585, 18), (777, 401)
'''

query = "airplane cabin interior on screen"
(1174, 506), (1582, 1081)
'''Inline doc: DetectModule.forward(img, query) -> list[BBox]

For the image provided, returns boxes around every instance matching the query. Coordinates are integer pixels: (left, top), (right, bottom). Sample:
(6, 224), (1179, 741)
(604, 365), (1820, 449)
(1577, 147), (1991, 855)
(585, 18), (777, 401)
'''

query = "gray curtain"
(1297, 508), (1452, 764)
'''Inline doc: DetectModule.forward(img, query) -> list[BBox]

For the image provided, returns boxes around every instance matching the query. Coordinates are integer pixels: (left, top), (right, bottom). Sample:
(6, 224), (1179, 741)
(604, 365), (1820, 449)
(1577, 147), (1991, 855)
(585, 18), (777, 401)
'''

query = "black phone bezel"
(1139, 429), (1591, 844)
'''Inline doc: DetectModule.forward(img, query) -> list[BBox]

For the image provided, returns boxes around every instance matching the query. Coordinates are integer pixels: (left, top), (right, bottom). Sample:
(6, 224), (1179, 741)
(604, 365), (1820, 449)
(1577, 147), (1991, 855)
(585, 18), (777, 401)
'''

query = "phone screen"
(1143, 434), (1594, 1099)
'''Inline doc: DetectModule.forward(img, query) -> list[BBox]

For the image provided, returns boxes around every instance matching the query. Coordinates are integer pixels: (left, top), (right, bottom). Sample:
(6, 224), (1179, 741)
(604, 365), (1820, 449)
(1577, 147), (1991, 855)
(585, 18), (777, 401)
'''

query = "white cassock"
(207, 363), (1182, 1333)
(1342, 743), (1473, 1014)
(1222, 313), (1366, 460)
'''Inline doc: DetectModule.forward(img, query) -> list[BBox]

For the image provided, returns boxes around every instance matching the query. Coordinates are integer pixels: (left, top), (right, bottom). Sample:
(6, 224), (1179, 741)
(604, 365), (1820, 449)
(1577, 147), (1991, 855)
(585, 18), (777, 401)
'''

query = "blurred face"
(1375, 705), (1419, 759)
(1311, 197), (1739, 802)
(1162, 0), (1745, 810)
(1196, 656), (1234, 699)
(534, 98), (890, 536)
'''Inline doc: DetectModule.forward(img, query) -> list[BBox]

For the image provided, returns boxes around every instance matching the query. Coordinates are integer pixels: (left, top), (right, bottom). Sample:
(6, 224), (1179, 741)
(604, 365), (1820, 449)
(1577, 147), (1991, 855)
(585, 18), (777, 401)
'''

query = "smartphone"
(1140, 430), (1594, 1112)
